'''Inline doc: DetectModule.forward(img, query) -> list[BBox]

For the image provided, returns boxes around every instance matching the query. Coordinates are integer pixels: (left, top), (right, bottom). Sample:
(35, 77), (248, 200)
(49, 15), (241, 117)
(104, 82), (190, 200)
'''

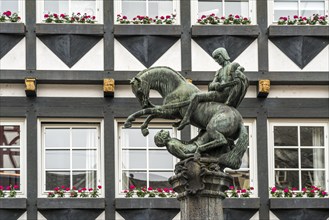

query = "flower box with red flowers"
(0, 11), (24, 34)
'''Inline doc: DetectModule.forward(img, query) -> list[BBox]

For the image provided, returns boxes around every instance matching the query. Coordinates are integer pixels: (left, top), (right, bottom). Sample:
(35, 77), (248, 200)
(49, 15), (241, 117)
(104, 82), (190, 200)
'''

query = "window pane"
(302, 170), (325, 188)
(0, 0), (19, 13)
(274, 0), (298, 20)
(275, 170), (299, 189)
(72, 150), (97, 169)
(198, 1), (223, 18)
(274, 126), (298, 146)
(275, 149), (298, 168)
(0, 125), (20, 146)
(72, 128), (97, 148)
(44, 0), (69, 14)
(300, 0), (325, 17)
(0, 148), (20, 168)
(45, 150), (70, 169)
(148, 128), (171, 148)
(46, 171), (70, 190)
(148, 0), (173, 18)
(301, 148), (325, 168)
(73, 171), (97, 189)
(0, 171), (20, 190)
(225, 0), (249, 17)
(122, 0), (146, 19)
(122, 150), (147, 169)
(149, 172), (172, 188)
(122, 171), (147, 189)
(122, 129), (147, 148)
(225, 170), (250, 189)
(149, 150), (173, 169)
(71, 0), (97, 16)
(300, 126), (324, 146)
(240, 149), (249, 168)
(45, 128), (70, 148)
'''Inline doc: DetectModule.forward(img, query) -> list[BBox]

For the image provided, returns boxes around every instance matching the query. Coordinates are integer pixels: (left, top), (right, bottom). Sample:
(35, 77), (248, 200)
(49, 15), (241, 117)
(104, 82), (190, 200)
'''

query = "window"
(39, 120), (103, 196)
(193, 0), (256, 23)
(190, 119), (257, 194)
(0, 0), (25, 21)
(116, 120), (179, 196)
(272, 0), (328, 22)
(37, 0), (103, 23)
(269, 120), (329, 191)
(0, 119), (26, 196)
(114, 0), (179, 22)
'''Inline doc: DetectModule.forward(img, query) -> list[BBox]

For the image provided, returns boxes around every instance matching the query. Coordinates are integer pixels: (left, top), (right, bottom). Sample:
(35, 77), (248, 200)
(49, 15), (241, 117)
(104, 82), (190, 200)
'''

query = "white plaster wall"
(36, 38), (104, 70)
(268, 85), (329, 98)
(0, 38), (26, 70)
(114, 39), (146, 71)
(192, 39), (258, 71)
(269, 41), (329, 71)
(0, 84), (26, 96)
(37, 84), (103, 97)
(151, 40), (181, 71)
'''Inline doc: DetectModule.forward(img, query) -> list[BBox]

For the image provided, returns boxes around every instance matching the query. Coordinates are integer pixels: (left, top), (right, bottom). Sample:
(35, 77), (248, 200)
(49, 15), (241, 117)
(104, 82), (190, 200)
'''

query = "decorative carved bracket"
(104, 78), (115, 97)
(25, 78), (37, 97)
(257, 79), (270, 98)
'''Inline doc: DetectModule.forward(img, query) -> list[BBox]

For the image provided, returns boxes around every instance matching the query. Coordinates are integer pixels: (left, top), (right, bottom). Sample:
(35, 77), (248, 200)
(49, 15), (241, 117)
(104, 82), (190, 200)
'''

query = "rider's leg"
(177, 91), (227, 130)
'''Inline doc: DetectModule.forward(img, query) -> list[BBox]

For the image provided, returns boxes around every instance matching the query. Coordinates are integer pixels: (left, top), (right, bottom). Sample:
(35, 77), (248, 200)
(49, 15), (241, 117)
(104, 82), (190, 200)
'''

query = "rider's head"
(212, 48), (230, 64)
(154, 130), (170, 147)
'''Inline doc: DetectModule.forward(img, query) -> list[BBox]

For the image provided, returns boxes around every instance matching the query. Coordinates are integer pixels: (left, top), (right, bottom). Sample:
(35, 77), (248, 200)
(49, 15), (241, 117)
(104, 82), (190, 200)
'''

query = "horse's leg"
(197, 130), (228, 153)
(140, 115), (156, 136)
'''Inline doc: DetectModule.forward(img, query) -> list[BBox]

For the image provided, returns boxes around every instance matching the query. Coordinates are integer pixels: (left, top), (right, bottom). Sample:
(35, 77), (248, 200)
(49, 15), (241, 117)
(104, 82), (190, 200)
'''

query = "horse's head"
(130, 77), (153, 109)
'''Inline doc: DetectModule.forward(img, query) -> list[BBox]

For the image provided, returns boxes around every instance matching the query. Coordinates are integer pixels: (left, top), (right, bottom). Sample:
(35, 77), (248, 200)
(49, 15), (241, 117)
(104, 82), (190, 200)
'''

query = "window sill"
(268, 25), (329, 36)
(113, 24), (181, 36)
(35, 23), (104, 35)
(270, 198), (329, 209)
(191, 25), (260, 36)
(115, 197), (260, 209)
(0, 198), (27, 209)
(37, 198), (105, 209)
(0, 23), (25, 34)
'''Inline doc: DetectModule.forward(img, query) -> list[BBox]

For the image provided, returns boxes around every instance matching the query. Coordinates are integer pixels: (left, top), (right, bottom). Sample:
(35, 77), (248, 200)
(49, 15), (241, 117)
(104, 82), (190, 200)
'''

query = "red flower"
(322, 191), (327, 196)
(92, 16), (96, 20)
(271, 187), (277, 193)
(82, 187), (87, 191)
(311, 186), (316, 189)
(123, 16), (127, 19)
(117, 14), (121, 17)
(66, 187), (70, 191)
(155, 16), (158, 19)
(250, 187), (254, 190)
(124, 190), (128, 193)
(169, 188), (173, 192)
(53, 13), (58, 18)
(221, 16), (225, 19)
(201, 15), (206, 19)
(148, 187), (153, 191)
(241, 189), (247, 193)
(6, 186), (11, 190)
(157, 188), (163, 193)
(78, 189), (82, 193)
(166, 15), (171, 19)
(229, 186), (234, 190)
(284, 188), (289, 193)
(0, 186), (3, 190)
(164, 188), (169, 193)
(44, 14), (49, 18)
(88, 188), (93, 191)
(14, 185), (19, 189)
(292, 187), (297, 191)
(237, 190), (241, 193)
(4, 11), (11, 17)
(77, 13), (81, 16)
(302, 188), (307, 192)
(54, 187), (59, 191)
(73, 186), (77, 190)
(129, 185), (135, 190)
(61, 185), (65, 189)
(210, 13), (215, 17)
(160, 16), (164, 20)
(310, 189), (315, 193)
(60, 14), (65, 18)
(98, 185), (102, 189)
(293, 15), (298, 19)
(235, 15), (240, 19)
(243, 17), (248, 21)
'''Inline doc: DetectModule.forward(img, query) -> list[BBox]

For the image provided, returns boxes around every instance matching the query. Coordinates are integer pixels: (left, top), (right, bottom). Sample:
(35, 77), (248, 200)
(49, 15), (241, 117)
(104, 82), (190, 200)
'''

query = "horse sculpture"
(124, 66), (248, 170)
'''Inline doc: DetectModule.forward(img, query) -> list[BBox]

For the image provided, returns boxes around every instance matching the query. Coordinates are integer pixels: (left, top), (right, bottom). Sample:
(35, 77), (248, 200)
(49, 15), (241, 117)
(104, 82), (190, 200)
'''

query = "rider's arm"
(209, 71), (221, 91)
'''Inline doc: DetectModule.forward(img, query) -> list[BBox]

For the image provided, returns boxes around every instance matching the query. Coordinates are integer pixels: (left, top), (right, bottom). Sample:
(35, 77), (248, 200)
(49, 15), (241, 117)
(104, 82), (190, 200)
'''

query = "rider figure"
(177, 47), (249, 130)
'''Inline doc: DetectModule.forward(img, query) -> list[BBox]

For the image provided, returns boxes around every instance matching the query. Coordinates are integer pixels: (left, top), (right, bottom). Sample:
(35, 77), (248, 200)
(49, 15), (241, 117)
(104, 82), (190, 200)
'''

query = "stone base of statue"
(169, 156), (233, 220)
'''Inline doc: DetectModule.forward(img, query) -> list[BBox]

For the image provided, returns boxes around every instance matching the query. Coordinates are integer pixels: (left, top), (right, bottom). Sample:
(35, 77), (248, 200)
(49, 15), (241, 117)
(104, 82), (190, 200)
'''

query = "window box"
(113, 24), (181, 36)
(37, 198), (105, 209)
(35, 23), (104, 35)
(115, 198), (179, 209)
(270, 198), (329, 209)
(0, 23), (25, 34)
(223, 198), (260, 209)
(268, 25), (329, 37)
(0, 198), (26, 209)
(191, 25), (260, 37)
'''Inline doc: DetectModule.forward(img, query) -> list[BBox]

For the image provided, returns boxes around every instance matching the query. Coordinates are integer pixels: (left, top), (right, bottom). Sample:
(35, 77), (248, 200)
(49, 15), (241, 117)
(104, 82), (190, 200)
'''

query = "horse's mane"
(136, 66), (187, 82)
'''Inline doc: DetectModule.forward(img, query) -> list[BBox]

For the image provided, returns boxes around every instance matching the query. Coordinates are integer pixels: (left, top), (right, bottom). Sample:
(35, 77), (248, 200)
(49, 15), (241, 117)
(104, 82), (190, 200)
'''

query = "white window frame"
(115, 118), (180, 197)
(0, 118), (26, 197)
(114, 0), (180, 24)
(190, 119), (258, 196)
(268, 0), (329, 24)
(268, 119), (329, 191)
(0, 0), (25, 22)
(36, 0), (104, 23)
(191, 0), (257, 25)
(37, 118), (104, 197)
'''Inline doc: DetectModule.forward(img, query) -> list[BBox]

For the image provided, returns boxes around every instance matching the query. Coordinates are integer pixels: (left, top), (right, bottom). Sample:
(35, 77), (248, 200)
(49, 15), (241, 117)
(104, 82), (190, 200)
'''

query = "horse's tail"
(219, 122), (249, 169)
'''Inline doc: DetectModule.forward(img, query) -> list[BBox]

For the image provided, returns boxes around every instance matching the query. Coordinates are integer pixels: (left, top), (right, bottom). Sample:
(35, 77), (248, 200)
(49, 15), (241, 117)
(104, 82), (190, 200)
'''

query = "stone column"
(169, 157), (232, 220)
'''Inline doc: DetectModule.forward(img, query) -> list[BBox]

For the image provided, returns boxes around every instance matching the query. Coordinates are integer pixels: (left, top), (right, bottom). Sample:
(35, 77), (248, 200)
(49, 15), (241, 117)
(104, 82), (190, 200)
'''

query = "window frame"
(190, 119), (258, 196)
(37, 118), (104, 197)
(114, 0), (180, 24)
(0, 0), (25, 22)
(191, 0), (257, 25)
(36, 0), (104, 23)
(0, 118), (26, 197)
(115, 118), (180, 197)
(268, 0), (329, 23)
(268, 119), (329, 191)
